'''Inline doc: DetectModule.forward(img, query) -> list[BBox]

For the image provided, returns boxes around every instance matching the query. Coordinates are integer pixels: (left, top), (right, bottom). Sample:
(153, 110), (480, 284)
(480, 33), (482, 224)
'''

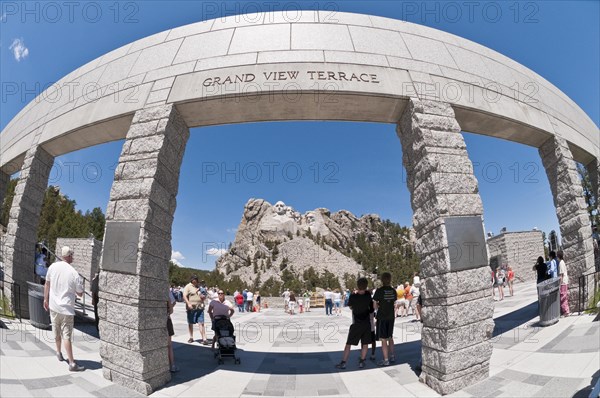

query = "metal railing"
(75, 275), (93, 317)
(577, 270), (600, 314)
(0, 279), (22, 322)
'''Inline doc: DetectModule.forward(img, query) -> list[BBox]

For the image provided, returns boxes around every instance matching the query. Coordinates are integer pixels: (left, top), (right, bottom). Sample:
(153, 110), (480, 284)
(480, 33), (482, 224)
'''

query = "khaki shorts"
(395, 299), (407, 308)
(50, 310), (75, 341)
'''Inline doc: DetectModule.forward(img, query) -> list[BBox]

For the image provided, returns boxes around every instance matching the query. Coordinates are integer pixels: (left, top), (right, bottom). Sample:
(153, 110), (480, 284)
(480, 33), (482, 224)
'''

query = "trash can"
(27, 282), (51, 329)
(537, 278), (560, 326)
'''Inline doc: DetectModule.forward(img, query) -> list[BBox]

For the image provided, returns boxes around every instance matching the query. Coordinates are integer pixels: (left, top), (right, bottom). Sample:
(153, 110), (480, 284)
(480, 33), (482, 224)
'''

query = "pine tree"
(0, 178), (17, 227)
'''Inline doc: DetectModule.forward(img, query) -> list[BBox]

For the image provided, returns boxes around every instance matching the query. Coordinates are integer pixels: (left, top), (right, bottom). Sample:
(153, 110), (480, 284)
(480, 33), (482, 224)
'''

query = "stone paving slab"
(1, 281), (598, 397)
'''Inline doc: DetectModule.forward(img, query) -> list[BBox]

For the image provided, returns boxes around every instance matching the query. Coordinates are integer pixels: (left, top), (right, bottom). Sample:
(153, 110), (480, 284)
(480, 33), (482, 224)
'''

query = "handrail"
(76, 274), (90, 316)
(578, 270), (600, 314)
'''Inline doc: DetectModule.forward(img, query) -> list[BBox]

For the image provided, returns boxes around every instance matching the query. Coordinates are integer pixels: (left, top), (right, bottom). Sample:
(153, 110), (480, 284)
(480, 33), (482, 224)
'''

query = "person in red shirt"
(507, 266), (515, 296)
(235, 292), (244, 312)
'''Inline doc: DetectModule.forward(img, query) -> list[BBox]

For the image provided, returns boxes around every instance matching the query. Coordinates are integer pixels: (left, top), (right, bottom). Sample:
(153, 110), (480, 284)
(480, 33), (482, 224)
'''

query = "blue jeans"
(325, 299), (333, 315)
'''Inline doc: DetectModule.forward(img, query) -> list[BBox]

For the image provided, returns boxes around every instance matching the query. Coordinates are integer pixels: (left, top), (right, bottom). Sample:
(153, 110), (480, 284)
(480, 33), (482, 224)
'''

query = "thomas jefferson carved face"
(306, 212), (316, 225)
(286, 206), (295, 218)
(274, 201), (286, 215)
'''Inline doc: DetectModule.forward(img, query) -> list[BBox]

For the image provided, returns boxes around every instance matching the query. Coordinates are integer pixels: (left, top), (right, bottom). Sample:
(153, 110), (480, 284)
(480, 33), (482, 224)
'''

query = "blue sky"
(1, 1), (598, 269)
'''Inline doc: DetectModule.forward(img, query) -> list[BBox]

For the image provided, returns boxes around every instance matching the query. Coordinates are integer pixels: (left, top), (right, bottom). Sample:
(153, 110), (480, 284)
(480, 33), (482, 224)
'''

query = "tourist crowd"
(491, 249), (571, 318)
(532, 250), (570, 317)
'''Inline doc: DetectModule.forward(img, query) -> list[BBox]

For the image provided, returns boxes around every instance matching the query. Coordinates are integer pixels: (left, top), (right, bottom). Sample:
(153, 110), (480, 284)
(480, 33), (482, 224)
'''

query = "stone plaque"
(101, 221), (140, 274)
(444, 216), (488, 271)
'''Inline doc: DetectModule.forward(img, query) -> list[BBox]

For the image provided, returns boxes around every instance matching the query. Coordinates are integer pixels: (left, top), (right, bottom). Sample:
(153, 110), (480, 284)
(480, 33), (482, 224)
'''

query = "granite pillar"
(539, 137), (595, 311)
(3, 146), (54, 318)
(98, 104), (189, 395)
(397, 98), (494, 395)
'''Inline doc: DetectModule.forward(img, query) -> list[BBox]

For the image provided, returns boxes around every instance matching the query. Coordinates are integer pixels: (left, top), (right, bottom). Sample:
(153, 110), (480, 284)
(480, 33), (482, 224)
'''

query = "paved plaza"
(1, 281), (598, 397)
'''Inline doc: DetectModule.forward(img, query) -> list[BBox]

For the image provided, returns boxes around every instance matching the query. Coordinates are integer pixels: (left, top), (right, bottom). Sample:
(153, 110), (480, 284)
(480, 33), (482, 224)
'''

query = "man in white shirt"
(558, 250), (570, 317)
(324, 288), (334, 316)
(282, 288), (290, 312)
(43, 246), (84, 371)
(245, 290), (254, 312)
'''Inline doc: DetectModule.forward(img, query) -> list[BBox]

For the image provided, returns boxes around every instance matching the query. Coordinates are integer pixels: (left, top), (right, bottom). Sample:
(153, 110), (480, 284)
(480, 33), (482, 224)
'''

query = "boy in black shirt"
(373, 272), (396, 366)
(335, 277), (374, 369)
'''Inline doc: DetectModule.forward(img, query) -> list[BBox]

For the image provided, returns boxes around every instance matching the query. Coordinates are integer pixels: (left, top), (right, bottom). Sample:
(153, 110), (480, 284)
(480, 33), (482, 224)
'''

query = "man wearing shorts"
(335, 277), (374, 369)
(183, 276), (209, 345)
(43, 246), (84, 371)
(373, 272), (396, 366)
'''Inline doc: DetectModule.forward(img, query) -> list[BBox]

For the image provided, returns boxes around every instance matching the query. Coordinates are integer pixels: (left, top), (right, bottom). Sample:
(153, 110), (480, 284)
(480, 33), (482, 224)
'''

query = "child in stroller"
(212, 316), (240, 364)
(208, 291), (240, 364)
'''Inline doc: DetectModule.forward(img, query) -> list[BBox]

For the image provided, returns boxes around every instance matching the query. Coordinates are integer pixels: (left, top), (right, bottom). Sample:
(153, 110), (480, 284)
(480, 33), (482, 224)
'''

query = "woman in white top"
(557, 251), (570, 317)
(288, 291), (297, 315)
(410, 282), (421, 321)
(333, 289), (342, 316)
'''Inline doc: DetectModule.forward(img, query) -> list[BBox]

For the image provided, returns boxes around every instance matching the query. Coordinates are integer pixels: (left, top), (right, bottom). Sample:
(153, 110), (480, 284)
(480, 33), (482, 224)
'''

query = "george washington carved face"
(274, 201), (286, 216)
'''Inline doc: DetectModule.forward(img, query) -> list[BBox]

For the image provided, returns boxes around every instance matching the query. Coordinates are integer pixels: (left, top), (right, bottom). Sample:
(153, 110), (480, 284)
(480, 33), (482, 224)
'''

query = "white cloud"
(171, 250), (185, 266)
(1, 12), (7, 22)
(9, 38), (29, 62)
(205, 248), (227, 257)
(226, 228), (237, 234)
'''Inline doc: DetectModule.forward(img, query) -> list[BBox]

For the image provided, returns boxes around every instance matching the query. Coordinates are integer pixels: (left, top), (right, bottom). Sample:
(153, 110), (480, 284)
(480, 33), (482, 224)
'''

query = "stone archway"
(1, 11), (597, 395)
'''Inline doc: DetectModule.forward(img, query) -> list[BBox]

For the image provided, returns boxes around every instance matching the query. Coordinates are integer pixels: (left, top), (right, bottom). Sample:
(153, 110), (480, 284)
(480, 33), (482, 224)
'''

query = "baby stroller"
(212, 316), (240, 364)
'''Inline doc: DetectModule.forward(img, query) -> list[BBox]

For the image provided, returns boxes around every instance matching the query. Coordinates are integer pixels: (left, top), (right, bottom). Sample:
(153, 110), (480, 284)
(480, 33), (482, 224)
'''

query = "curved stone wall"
(1, 11), (598, 173)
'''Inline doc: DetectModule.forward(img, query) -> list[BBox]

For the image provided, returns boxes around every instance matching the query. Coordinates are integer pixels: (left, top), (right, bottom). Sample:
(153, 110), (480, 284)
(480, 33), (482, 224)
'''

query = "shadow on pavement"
(492, 302), (538, 337)
(573, 368), (600, 398)
(77, 359), (102, 370)
(165, 338), (422, 387)
(74, 322), (99, 339)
